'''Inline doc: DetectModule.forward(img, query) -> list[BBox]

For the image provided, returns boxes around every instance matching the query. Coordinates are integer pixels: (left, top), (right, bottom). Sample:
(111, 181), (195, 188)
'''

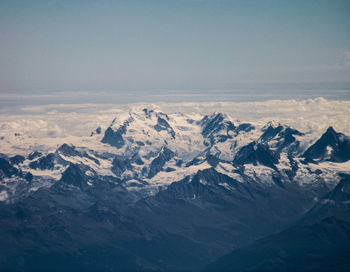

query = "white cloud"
(0, 97), (349, 156)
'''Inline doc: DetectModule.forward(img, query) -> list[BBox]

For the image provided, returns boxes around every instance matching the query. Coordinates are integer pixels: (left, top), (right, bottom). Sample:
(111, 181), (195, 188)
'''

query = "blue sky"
(1, 0), (350, 93)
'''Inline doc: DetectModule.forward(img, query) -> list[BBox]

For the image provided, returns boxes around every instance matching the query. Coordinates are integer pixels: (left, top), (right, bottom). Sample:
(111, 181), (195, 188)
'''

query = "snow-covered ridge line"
(1, 97), (350, 141)
(1, 99), (350, 203)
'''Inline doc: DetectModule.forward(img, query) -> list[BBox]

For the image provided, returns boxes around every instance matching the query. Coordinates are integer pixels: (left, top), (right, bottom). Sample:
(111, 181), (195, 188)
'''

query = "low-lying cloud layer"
(0, 97), (349, 155)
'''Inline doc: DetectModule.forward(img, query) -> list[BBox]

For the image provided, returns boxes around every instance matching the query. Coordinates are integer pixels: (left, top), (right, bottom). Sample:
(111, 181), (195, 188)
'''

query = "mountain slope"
(1, 108), (350, 271)
(303, 127), (350, 163)
(206, 216), (350, 272)
(205, 174), (350, 272)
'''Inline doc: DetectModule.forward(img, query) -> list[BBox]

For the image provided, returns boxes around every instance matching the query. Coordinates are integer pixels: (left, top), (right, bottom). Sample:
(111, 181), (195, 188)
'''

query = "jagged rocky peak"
(100, 107), (179, 149)
(154, 116), (175, 139)
(260, 122), (302, 142)
(0, 157), (34, 182)
(100, 111), (135, 149)
(199, 112), (236, 146)
(200, 112), (234, 137)
(303, 126), (350, 163)
(260, 122), (284, 142)
(233, 141), (279, 169)
(56, 143), (80, 156)
(101, 127), (125, 148)
(148, 146), (175, 178)
(101, 120), (130, 149)
(60, 163), (89, 189)
(259, 123), (303, 152)
(29, 153), (56, 170)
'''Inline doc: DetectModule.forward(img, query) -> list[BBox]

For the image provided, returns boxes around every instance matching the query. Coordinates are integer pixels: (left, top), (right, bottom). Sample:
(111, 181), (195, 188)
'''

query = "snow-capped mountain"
(1, 106), (349, 202)
(1, 106), (350, 271)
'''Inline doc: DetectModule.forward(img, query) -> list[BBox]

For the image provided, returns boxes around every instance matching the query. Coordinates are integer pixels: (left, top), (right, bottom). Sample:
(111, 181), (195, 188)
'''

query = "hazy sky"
(1, 0), (350, 93)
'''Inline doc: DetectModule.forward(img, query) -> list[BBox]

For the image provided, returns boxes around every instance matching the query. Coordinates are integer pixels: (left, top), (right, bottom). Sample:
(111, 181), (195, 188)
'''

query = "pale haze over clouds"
(0, 0), (350, 94)
(1, 1), (350, 149)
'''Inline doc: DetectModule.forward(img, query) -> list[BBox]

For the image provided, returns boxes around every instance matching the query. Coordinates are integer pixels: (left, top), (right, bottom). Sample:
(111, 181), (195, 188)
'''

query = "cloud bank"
(0, 97), (349, 155)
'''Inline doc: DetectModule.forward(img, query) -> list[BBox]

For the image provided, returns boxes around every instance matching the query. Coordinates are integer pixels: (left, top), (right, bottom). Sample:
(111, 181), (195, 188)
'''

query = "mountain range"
(0, 107), (349, 271)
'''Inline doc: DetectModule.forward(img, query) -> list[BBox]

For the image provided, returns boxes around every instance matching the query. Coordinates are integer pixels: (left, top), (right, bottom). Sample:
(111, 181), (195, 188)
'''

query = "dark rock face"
(259, 125), (303, 153)
(206, 154), (220, 168)
(101, 119), (131, 148)
(276, 127), (303, 152)
(9, 155), (25, 165)
(185, 157), (202, 167)
(303, 127), (350, 163)
(101, 127), (125, 148)
(111, 156), (133, 176)
(56, 144), (100, 165)
(143, 108), (154, 118)
(148, 147), (175, 178)
(24, 172), (33, 182)
(0, 158), (18, 178)
(233, 142), (279, 169)
(201, 113), (225, 137)
(131, 153), (144, 165)
(154, 117), (176, 139)
(260, 124), (284, 142)
(200, 113), (236, 144)
(27, 151), (42, 160)
(56, 143), (80, 157)
(60, 164), (89, 189)
(235, 123), (255, 134)
(29, 153), (56, 170)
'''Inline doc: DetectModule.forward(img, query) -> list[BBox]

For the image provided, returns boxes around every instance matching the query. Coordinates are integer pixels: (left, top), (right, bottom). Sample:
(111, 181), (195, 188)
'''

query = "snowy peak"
(260, 124), (284, 143)
(200, 112), (226, 137)
(200, 112), (236, 145)
(303, 127), (350, 163)
(100, 108), (179, 150)
(56, 143), (80, 157)
(259, 124), (303, 153)
(233, 141), (279, 170)
(2, 109), (350, 204)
